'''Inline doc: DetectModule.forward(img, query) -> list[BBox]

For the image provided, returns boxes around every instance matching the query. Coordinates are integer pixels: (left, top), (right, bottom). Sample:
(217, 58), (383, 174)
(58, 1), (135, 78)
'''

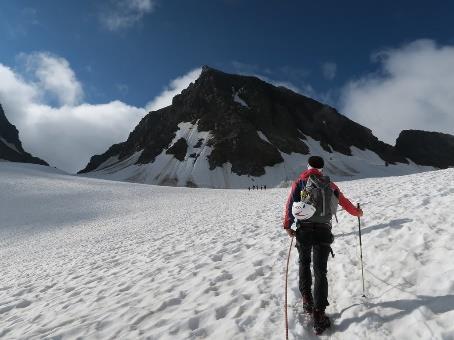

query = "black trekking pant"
(295, 223), (333, 310)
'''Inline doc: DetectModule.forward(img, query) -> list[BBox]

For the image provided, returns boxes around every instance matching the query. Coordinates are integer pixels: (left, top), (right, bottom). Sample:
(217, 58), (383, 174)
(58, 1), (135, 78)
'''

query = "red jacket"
(283, 168), (360, 229)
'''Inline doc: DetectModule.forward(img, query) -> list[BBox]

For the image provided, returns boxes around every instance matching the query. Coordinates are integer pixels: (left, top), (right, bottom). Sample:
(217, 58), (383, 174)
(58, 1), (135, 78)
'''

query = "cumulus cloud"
(321, 62), (337, 80)
(0, 64), (38, 121)
(145, 68), (202, 111)
(100, 0), (155, 31)
(0, 60), (145, 173)
(20, 102), (145, 173)
(0, 54), (201, 173)
(341, 39), (454, 144)
(20, 52), (84, 106)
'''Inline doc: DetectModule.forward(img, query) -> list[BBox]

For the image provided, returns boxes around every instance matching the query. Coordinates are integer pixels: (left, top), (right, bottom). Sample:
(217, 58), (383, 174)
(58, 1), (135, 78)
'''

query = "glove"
(285, 229), (296, 237)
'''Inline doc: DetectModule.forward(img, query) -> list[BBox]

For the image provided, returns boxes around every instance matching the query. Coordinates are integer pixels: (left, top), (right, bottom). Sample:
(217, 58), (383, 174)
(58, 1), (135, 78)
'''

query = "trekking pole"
(357, 203), (366, 297)
(284, 235), (294, 340)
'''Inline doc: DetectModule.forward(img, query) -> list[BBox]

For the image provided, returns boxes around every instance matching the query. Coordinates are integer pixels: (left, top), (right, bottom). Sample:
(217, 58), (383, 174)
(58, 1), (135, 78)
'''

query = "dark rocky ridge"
(0, 104), (48, 166)
(79, 66), (408, 176)
(396, 130), (454, 169)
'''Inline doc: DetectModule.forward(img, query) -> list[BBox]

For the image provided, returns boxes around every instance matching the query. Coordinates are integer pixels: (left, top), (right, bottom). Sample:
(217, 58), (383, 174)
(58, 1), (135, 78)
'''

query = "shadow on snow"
(334, 218), (413, 239)
(333, 294), (454, 332)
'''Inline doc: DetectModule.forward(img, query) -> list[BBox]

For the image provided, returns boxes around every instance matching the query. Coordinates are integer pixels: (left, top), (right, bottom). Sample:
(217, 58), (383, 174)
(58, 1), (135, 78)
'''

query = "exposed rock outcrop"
(0, 104), (48, 166)
(396, 130), (454, 168)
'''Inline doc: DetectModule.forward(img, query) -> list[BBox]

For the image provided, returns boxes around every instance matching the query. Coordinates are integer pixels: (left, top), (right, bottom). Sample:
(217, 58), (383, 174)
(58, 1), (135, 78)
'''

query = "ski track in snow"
(1, 162), (454, 339)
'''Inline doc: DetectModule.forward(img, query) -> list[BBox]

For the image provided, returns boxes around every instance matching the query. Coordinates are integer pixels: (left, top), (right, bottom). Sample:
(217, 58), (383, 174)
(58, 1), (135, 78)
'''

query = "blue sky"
(1, 0), (454, 172)
(2, 0), (453, 106)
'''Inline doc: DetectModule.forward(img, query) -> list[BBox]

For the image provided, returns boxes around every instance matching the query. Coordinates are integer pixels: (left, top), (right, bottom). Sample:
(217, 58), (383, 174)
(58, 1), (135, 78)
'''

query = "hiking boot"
(313, 309), (331, 335)
(302, 292), (313, 314)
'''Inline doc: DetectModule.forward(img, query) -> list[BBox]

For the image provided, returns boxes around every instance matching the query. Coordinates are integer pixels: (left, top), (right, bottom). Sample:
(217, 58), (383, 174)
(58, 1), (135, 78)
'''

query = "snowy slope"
(80, 122), (432, 188)
(1, 162), (454, 339)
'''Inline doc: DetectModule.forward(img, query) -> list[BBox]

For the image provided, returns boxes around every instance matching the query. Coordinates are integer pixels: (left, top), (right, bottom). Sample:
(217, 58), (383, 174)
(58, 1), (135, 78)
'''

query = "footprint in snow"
(210, 254), (223, 262)
(188, 316), (199, 330)
(215, 306), (228, 320)
(119, 284), (133, 292)
(246, 267), (265, 281)
(233, 304), (247, 318)
(15, 299), (32, 308)
(214, 270), (233, 282)
(253, 259), (263, 267)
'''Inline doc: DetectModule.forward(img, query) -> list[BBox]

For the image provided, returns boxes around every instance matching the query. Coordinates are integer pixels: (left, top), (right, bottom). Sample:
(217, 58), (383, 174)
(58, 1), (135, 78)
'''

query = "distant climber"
(282, 156), (363, 335)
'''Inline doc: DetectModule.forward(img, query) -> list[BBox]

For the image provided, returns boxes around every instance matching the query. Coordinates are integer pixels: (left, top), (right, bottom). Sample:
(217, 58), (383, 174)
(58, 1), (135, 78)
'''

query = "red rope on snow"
(284, 236), (294, 340)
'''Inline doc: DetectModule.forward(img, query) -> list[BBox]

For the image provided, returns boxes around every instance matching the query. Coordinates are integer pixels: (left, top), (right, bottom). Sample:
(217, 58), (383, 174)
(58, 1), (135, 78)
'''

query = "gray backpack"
(300, 175), (339, 224)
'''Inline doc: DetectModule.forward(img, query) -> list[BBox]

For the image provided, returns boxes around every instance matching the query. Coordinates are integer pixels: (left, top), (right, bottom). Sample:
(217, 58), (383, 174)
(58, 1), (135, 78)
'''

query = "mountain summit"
(79, 67), (426, 188)
(0, 104), (48, 166)
(396, 130), (454, 169)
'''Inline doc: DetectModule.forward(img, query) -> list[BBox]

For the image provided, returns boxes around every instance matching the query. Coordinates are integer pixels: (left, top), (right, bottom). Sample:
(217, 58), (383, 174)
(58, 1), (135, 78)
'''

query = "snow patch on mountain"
(82, 130), (432, 188)
(0, 137), (20, 154)
(300, 135), (429, 179)
(232, 88), (249, 108)
(263, 134), (429, 187)
(257, 131), (272, 144)
(82, 122), (216, 186)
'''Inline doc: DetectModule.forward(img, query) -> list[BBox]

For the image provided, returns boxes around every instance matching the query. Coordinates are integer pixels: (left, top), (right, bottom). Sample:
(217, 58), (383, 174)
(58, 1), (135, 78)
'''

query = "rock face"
(79, 66), (422, 188)
(0, 104), (48, 166)
(396, 130), (454, 169)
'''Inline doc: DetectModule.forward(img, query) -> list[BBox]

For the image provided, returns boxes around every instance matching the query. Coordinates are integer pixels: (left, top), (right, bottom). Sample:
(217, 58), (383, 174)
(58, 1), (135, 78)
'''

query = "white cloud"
(0, 64), (38, 121)
(321, 62), (337, 80)
(146, 68), (202, 111)
(100, 0), (155, 31)
(0, 57), (145, 173)
(20, 102), (145, 173)
(341, 39), (454, 144)
(0, 54), (201, 173)
(20, 52), (84, 106)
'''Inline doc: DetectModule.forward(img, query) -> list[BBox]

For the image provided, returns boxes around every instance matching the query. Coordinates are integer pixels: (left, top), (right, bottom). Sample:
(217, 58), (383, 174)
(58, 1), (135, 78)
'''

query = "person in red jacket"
(283, 155), (363, 334)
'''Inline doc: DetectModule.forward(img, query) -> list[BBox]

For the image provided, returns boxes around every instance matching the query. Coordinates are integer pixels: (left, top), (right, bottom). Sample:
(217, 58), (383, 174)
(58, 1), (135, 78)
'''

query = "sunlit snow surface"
(1, 162), (454, 339)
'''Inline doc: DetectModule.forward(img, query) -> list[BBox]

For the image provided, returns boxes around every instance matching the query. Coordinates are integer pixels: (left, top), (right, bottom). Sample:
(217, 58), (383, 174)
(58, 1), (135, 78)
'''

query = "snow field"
(1, 162), (454, 339)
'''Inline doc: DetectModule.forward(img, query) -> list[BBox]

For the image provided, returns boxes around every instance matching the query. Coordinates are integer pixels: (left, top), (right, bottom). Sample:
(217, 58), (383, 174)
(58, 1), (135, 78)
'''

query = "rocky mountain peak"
(78, 66), (428, 188)
(396, 130), (454, 169)
(0, 103), (48, 166)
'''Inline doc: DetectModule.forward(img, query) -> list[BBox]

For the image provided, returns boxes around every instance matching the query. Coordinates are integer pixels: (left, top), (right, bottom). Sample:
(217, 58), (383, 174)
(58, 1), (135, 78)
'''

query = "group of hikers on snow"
(283, 155), (363, 335)
(249, 185), (266, 190)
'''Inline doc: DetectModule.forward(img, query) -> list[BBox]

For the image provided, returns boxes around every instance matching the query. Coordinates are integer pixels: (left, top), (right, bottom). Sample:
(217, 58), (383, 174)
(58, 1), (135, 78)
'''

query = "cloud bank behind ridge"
(0, 52), (200, 173)
(2, 39), (454, 173)
(341, 39), (454, 144)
